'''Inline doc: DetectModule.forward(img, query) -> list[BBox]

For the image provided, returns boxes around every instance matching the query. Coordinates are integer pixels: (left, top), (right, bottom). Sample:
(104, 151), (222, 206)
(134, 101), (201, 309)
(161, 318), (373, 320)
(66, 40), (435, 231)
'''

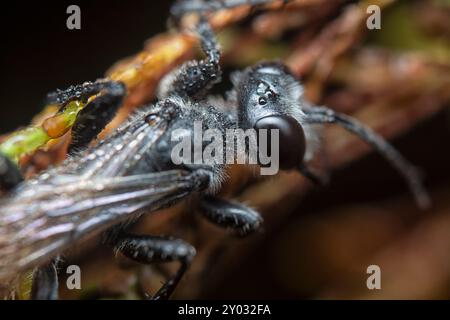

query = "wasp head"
(232, 62), (306, 170)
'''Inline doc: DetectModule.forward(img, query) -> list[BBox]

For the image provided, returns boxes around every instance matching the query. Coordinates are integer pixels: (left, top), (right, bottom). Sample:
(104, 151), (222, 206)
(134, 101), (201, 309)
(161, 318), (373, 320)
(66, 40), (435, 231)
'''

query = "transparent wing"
(0, 170), (202, 281)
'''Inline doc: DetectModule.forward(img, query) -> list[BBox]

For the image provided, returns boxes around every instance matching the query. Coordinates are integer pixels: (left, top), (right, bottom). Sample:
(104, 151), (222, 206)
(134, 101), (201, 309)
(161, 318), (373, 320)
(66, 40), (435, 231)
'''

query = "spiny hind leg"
(46, 79), (126, 155)
(111, 233), (196, 300)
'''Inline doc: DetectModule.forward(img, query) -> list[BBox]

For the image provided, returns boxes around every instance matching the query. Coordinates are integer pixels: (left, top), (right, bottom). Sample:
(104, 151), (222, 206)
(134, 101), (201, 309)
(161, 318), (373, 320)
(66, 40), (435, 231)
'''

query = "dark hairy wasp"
(0, 1), (429, 300)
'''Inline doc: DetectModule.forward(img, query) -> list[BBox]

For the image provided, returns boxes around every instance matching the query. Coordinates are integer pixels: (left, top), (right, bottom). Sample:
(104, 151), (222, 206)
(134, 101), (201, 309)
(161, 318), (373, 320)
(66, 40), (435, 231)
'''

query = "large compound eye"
(254, 115), (306, 170)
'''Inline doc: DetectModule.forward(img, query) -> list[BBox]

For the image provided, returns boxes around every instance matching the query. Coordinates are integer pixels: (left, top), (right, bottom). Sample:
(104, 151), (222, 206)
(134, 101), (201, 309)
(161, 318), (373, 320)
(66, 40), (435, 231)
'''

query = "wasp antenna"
(304, 106), (431, 210)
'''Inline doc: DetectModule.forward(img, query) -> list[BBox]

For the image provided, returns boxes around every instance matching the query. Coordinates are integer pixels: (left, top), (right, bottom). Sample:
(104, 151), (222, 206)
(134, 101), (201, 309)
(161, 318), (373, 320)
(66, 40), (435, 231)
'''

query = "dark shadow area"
(0, 1), (171, 133)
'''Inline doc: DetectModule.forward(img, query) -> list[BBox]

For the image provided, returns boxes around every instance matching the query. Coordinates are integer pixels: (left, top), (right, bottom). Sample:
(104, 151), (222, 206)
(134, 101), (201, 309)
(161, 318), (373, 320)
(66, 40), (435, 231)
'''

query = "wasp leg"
(112, 233), (196, 300)
(164, 17), (221, 101)
(199, 196), (263, 237)
(171, 0), (291, 20)
(46, 80), (126, 155)
(304, 106), (431, 209)
(0, 153), (23, 191)
(30, 259), (59, 300)
(298, 163), (329, 186)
